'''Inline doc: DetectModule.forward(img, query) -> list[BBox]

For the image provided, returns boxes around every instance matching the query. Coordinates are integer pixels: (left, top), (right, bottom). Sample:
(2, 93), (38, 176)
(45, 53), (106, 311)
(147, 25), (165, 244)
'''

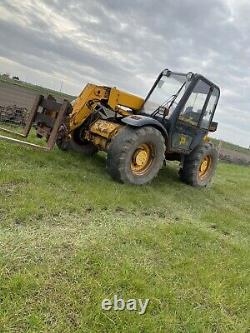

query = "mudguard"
(121, 115), (168, 137)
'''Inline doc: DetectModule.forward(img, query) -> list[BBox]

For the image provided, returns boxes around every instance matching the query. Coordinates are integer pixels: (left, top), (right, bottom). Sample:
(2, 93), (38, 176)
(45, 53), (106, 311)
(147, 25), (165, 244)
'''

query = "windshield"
(142, 73), (189, 117)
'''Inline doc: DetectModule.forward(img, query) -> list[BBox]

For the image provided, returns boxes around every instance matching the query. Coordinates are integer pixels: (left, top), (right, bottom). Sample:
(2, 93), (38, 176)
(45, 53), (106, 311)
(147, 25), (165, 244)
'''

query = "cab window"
(179, 80), (210, 126)
(200, 88), (219, 129)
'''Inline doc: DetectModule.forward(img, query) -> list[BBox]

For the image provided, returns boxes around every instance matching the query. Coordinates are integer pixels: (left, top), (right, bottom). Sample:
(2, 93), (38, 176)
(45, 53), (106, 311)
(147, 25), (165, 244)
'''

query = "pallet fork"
(0, 95), (71, 150)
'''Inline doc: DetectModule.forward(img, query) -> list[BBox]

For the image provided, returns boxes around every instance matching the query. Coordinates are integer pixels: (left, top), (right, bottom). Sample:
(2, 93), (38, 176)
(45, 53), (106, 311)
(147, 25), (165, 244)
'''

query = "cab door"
(170, 79), (218, 153)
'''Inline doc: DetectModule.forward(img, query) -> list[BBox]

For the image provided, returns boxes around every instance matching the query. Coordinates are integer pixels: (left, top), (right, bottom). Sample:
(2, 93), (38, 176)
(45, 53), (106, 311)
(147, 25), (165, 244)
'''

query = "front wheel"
(179, 142), (218, 187)
(107, 126), (165, 185)
(69, 126), (98, 156)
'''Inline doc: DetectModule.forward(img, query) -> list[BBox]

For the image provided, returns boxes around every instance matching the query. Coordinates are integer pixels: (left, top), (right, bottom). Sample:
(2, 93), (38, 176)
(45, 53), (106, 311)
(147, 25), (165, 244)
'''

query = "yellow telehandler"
(0, 69), (220, 186)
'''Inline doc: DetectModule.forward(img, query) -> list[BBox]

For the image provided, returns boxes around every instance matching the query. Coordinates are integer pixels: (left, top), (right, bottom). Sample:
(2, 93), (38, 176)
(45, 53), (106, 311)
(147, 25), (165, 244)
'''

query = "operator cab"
(142, 70), (189, 120)
(141, 69), (220, 153)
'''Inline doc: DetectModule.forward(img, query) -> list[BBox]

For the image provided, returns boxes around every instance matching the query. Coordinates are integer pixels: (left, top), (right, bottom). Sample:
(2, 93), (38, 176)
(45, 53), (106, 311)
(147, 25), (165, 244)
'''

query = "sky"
(0, 0), (249, 147)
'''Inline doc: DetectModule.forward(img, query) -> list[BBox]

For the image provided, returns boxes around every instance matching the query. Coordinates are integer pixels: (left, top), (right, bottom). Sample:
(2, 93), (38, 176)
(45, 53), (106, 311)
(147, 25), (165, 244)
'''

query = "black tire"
(56, 137), (70, 151)
(107, 126), (165, 185)
(56, 128), (98, 155)
(179, 142), (218, 187)
(69, 127), (98, 156)
(69, 138), (98, 155)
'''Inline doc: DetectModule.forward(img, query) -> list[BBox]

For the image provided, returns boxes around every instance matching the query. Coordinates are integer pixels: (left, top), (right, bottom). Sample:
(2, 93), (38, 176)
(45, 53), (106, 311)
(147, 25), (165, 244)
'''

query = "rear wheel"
(107, 126), (165, 185)
(179, 142), (218, 187)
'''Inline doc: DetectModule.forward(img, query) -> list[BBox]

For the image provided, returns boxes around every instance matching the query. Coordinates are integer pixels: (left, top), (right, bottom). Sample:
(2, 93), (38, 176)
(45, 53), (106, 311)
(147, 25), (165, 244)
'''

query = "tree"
(2, 73), (10, 79)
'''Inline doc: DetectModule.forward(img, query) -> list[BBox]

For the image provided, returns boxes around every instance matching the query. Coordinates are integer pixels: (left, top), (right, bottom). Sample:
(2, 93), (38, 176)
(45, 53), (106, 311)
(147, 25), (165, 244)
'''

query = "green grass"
(0, 75), (76, 101)
(0, 136), (249, 332)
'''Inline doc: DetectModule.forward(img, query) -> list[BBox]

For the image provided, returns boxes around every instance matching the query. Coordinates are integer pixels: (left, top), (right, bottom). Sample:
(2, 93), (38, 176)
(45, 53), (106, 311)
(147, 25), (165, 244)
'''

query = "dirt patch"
(0, 80), (75, 130)
(0, 80), (75, 118)
(219, 147), (250, 166)
(0, 105), (29, 126)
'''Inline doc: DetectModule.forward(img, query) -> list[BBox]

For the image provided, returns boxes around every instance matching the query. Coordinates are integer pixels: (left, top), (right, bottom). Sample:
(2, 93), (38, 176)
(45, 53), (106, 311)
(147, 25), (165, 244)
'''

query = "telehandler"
(0, 69), (220, 186)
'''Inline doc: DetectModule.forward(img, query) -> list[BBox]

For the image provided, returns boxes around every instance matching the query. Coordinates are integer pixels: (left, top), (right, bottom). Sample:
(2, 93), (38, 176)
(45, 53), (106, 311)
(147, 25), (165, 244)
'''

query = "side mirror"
(209, 121), (218, 132)
(156, 106), (169, 117)
(164, 107), (170, 117)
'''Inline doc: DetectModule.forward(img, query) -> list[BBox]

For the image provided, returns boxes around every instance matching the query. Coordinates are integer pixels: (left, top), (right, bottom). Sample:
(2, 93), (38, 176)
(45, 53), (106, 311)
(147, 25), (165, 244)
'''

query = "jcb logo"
(179, 135), (187, 145)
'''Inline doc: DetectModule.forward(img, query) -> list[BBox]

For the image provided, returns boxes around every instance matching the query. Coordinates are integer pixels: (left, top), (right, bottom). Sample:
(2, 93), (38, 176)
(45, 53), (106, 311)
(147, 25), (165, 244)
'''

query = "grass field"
(0, 135), (249, 332)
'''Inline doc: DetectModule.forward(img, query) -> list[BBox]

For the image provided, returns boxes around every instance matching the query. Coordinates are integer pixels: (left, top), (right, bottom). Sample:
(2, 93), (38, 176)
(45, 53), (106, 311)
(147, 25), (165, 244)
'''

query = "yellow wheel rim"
(131, 144), (154, 175)
(199, 155), (212, 179)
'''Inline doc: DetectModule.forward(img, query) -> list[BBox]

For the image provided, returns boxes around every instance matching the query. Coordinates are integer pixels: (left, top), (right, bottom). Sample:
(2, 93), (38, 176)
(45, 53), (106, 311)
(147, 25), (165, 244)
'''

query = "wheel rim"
(199, 155), (212, 179)
(131, 144), (154, 176)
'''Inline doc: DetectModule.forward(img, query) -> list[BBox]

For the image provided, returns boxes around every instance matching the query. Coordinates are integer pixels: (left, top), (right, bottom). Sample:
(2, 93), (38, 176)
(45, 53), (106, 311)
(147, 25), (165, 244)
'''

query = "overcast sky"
(0, 0), (249, 147)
